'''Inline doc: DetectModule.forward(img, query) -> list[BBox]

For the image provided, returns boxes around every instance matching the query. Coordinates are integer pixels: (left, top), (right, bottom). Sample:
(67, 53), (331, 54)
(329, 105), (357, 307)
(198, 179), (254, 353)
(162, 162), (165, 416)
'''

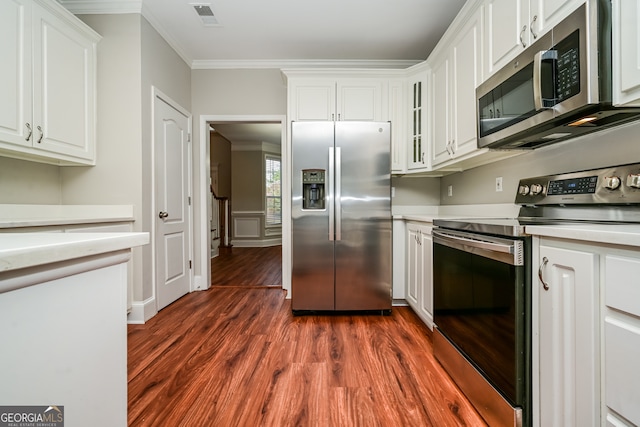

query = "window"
(265, 155), (281, 226)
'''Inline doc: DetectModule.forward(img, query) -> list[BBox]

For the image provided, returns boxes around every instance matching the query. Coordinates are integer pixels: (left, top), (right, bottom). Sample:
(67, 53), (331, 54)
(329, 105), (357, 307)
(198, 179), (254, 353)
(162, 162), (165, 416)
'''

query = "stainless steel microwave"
(476, 1), (640, 150)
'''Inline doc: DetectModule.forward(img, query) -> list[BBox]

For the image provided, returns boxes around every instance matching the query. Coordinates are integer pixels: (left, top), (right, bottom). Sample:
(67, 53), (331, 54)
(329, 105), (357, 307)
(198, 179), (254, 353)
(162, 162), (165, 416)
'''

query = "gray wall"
(191, 69), (287, 280)
(231, 150), (264, 211)
(440, 120), (640, 205)
(392, 176), (441, 207)
(0, 157), (61, 203)
(210, 132), (232, 198)
(63, 14), (191, 305)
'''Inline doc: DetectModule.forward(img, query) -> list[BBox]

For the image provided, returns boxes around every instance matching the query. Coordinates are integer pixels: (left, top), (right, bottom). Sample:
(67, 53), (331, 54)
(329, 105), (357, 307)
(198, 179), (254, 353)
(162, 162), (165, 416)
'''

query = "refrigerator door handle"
(335, 147), (342, 241)
(328, 147), (335, 241)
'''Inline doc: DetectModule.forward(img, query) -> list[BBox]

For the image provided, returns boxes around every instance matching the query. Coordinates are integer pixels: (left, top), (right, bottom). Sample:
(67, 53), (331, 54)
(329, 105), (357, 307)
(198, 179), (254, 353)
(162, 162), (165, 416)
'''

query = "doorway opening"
(206, 117), (286, 290)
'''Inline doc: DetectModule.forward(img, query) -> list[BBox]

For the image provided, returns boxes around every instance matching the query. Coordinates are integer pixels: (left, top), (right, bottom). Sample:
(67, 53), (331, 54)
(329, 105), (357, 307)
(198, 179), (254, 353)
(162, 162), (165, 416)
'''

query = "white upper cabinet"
(286, 74), (384, 122)
(336, 80), (383, 121)
(612, 0), (640, 106)
(388, 78), (407, 173)
(0, 0), (99, 165)
(0, 0), (33, 148)
(484, 0), (584, 79)
(431, 5), (483, 168)
(405, 64), (430, 171)
(286, 79), (336, 122)
(284, 70), (407, 176)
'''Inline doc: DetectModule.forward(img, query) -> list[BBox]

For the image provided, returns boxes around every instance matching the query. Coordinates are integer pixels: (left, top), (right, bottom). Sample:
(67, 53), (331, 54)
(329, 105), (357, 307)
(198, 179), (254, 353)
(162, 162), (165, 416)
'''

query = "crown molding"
(57, 0), (143, 14)
(191, 59), (421, 70)
(57, 2), (422, 71)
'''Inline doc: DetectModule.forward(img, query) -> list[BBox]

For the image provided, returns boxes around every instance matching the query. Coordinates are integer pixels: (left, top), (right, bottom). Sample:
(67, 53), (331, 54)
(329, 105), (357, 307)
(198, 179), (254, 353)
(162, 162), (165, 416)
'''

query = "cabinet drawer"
(605, 318), (640, 426)
(606, 255), (640, 317)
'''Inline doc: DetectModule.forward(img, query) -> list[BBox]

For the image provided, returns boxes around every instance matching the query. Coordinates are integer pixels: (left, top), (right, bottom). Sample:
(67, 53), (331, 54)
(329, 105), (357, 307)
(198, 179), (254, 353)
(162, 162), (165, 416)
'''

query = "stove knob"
(530, 184), (543, 195)
(627, 173), (640, 189)
(518, 184), (530, 196)
(604, 175), (621, 190)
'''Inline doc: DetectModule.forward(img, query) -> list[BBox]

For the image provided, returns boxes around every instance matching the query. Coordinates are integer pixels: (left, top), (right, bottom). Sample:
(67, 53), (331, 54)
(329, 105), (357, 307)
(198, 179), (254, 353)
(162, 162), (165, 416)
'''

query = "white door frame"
(151, 87), (194, 311)
(196, 114), (289, 295)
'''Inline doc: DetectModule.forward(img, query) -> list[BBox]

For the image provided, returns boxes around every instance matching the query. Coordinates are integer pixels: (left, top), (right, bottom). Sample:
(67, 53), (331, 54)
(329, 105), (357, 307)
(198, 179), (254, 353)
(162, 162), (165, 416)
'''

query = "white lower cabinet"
(603, 254), (640, 426)
(406, 221), (433, 329)
(535, 237), (640, 427)
(536, 241), (599, 427)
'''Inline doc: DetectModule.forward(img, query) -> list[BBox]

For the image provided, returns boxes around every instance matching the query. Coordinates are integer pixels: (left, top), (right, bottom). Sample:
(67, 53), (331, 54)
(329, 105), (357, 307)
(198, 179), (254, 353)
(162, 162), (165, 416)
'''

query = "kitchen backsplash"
(440, 119), (640, 205)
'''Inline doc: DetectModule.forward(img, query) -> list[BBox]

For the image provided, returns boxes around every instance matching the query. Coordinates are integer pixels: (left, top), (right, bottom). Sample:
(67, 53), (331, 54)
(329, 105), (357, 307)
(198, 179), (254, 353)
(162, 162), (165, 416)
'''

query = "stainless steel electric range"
(432, 162), (640, 427)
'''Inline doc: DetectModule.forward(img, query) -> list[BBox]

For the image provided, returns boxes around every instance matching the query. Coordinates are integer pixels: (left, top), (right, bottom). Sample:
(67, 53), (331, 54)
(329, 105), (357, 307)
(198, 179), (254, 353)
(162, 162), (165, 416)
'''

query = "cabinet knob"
(159, 211), (169, 219)
(36, 126), (44, 144)
(25, 123), (32, 141)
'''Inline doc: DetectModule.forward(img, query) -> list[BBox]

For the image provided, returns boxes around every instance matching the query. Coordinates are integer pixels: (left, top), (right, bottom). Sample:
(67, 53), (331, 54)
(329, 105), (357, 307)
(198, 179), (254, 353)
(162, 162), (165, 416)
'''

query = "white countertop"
(393, 203), (521, 224)
(0, 204), (134, 228)
(525, 224), (640, 247)
(0, 232), (149, 273)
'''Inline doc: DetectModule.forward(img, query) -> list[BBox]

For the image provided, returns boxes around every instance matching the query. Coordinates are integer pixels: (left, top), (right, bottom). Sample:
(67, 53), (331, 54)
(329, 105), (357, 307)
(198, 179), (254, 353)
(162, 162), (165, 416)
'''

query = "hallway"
(211, 246), (282, 288)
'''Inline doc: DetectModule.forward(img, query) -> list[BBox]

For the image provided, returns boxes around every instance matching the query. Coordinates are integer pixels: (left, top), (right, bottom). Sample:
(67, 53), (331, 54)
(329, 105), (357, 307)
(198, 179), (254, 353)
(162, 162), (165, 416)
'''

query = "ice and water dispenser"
(302, 169), (325, 210)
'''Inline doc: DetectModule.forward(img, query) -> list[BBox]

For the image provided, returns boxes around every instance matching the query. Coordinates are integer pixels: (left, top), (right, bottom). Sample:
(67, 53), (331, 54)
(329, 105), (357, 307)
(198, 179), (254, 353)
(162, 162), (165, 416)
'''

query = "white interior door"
(154, 94), (192, 310)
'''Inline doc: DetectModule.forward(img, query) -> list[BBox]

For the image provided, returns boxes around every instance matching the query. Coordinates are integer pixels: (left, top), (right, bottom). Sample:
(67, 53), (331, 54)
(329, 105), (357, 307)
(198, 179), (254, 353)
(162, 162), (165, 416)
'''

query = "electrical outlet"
(448, 185), (453, 197)
(496, 177), (503, 192)
(391, 187), (395, 197)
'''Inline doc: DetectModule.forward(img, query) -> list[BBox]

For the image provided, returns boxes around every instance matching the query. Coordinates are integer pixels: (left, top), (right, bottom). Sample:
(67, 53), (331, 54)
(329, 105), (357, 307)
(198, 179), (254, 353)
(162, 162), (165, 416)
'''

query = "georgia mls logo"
(0, 405), (64, 427)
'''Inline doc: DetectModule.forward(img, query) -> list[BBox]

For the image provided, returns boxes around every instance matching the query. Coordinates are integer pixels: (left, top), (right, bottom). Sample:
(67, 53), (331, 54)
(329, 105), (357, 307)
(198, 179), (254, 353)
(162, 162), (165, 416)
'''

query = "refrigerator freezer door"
(334, 122), (392, 310)
(291, 121), (335, 310)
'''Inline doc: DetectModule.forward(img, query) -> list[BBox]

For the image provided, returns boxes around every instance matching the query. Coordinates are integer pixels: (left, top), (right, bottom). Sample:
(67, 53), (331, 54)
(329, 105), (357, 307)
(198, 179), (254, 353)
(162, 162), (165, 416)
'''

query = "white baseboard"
(127, 297), (157, 324)
(193, 274), (208, 291)
(230, 238), (282, 247)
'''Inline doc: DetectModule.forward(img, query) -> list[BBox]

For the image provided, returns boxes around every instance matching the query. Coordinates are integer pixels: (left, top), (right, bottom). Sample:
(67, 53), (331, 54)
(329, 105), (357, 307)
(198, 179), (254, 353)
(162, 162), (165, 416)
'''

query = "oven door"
(432, 228), (530, 407)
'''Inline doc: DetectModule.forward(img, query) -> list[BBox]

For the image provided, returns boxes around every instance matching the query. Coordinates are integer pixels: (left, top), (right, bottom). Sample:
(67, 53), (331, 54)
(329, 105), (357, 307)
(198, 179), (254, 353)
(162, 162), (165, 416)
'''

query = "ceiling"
(59, 0), (467, 68)
(59, 0), (467, 144)
(210, 122), (282, 147)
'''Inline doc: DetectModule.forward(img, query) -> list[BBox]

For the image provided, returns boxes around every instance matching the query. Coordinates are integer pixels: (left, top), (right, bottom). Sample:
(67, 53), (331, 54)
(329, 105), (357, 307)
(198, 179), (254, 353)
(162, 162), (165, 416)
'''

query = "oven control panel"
(515, 162), (640, 205)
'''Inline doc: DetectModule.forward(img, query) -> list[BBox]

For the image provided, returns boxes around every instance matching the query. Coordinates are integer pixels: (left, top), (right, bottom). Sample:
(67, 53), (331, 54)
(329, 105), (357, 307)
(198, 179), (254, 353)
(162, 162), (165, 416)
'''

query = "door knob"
(159, 211), (169, 219)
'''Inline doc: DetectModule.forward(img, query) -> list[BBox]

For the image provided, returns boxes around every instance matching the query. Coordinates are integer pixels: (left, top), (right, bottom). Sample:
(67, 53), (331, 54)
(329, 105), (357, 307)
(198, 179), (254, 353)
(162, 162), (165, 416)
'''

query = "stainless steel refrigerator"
(291, 121), (392, 313)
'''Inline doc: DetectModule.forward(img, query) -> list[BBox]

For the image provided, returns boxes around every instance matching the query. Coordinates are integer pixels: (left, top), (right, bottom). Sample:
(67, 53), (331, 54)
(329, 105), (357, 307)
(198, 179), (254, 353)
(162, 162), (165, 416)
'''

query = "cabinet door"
(389, 79), (406, 173)
(32, 3), (96, 162)
(531, 0), (584, 40)
(449, 8), (482, 159)
(418, 226), (433, 329)
(407, 74), (428, 170)
(613, 0), (640, 106)
(406, 224), (420, 308)
(290, 80), (336, 121)
(336, 80), (383, 121)
(431, 55), (451, 166)
(0, 0), (32, 147)
(538, 244), (599, 427)
(485, 0), (528, 77)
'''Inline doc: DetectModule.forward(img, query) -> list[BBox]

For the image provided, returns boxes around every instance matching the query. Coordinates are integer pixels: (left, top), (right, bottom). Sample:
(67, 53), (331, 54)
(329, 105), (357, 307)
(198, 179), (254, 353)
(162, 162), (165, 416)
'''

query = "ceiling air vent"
(192, 4), (219, 26)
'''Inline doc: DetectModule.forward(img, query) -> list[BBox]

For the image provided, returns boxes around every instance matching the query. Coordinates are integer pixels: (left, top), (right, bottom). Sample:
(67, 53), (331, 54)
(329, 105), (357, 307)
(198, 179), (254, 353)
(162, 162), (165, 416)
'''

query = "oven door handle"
(433, 229), (524, 266)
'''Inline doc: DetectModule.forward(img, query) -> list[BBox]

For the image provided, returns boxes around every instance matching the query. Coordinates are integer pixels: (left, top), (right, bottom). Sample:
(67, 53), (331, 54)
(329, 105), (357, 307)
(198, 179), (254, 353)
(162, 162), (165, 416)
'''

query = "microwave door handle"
(533, 51), (544, 110)
(533, 49), (558, 110)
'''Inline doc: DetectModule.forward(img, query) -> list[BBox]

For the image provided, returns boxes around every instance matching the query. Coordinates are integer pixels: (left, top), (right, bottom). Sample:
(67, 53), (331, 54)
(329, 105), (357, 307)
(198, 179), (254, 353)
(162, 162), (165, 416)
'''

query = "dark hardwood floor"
(127, 246), (486, 426)
(211, 246), (282, 288)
